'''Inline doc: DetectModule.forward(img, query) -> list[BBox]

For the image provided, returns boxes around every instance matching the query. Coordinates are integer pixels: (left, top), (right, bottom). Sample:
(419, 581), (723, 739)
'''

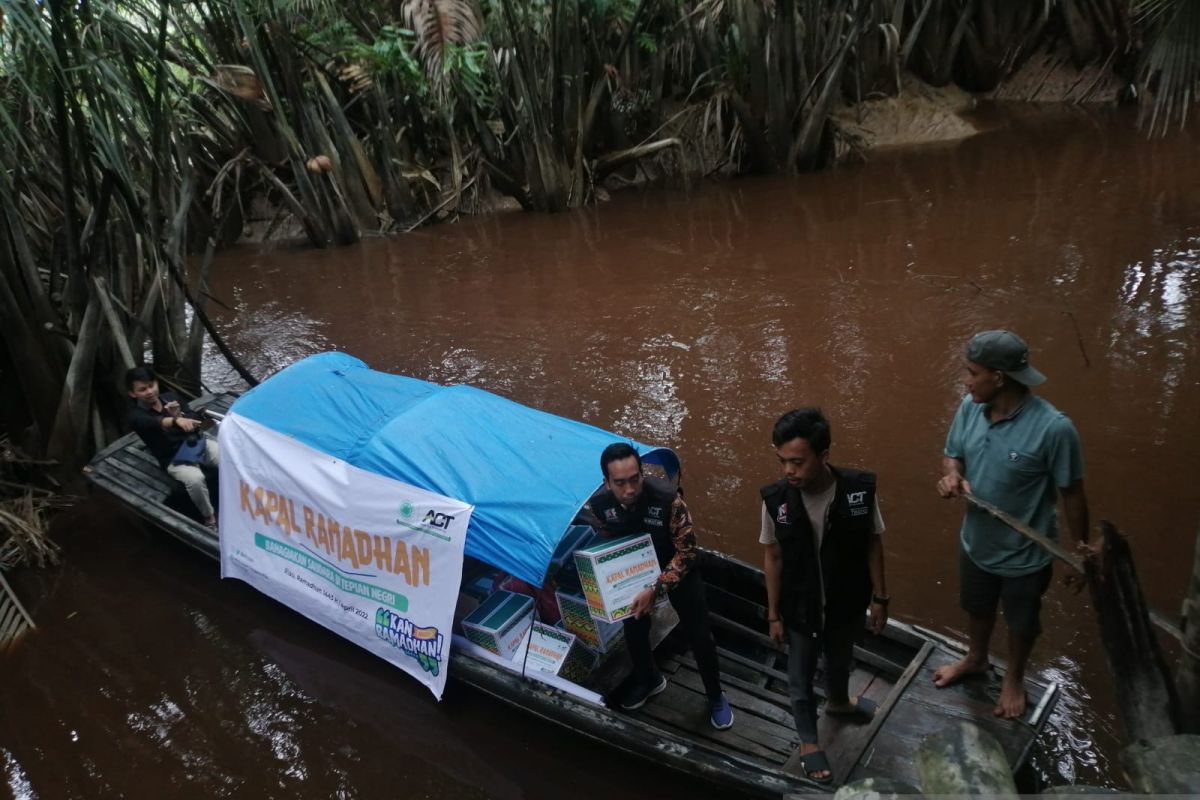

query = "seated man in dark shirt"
(125, 366), (220, 529)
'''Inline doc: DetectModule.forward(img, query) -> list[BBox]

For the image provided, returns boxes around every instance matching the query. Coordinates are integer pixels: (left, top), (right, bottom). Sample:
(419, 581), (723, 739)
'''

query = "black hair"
(771, 408), (832, 453)
(600, 442), (642, 479)
(125, 366), (157, 391)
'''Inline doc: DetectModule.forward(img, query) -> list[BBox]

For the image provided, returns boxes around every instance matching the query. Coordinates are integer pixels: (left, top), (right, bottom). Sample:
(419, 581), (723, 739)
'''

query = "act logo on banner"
(218, 413), (472, 699)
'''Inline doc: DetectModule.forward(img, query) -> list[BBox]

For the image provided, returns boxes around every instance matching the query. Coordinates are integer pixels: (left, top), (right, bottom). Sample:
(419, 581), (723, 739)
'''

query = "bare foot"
(993, 677), (1027, 719)
(798, 742), (830, 782)
(932, 655), (989, 688)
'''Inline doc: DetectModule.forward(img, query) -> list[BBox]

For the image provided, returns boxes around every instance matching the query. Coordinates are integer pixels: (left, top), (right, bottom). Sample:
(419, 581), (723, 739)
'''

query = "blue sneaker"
(710, 692), (734, 730)
(620, 674), (668, 710)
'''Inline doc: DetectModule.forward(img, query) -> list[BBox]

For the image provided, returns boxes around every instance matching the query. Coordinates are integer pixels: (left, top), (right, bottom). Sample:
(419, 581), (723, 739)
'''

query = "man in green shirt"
(934, 330), (1090, 719)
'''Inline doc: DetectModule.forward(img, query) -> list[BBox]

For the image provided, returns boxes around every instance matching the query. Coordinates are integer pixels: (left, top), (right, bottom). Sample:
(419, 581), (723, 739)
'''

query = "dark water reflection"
(2, 501), (703, 799)
(4, 105), (1198, 796)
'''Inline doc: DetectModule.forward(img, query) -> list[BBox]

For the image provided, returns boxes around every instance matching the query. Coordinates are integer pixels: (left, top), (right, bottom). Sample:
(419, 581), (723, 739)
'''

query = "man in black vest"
(582, 443), (733, 729)
(760, 409), (888, 784)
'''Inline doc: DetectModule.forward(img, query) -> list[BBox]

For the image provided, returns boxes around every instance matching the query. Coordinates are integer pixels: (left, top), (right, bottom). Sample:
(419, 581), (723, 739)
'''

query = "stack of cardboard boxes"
(461, 590), (535, 659)
(456, 526), (661, 688)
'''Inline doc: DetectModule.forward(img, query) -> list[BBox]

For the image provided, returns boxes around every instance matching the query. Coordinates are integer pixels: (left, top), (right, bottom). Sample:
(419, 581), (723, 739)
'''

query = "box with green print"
(555, 588), (624, 652)
(572, 534), (660, 623)
(461, 589), (534, 660)
(525, 621), (598, 683)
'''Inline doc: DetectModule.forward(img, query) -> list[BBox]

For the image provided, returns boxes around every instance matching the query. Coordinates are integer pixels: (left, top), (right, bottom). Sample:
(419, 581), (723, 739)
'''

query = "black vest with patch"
(586, 476), (678, 568)
(760, 467), (876, 634)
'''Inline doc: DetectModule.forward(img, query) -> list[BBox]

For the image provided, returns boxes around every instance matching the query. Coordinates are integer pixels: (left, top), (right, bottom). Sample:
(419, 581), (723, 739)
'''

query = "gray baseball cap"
(966, 330), (1046, 386)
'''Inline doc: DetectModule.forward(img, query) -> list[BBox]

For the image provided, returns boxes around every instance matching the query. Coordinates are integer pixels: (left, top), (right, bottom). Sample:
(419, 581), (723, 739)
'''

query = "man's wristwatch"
(872, 594), (890, 606)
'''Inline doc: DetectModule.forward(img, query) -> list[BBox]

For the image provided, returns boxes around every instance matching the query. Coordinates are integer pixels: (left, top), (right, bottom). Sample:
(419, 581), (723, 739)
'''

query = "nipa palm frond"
(1136, 0), (1200, 135)
(401, 0), (483, 88)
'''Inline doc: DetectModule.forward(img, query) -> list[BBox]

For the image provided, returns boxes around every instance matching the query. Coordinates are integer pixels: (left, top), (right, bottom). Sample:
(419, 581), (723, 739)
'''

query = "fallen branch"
(403, 177), (478, 234)
(592, 138), (683, 180)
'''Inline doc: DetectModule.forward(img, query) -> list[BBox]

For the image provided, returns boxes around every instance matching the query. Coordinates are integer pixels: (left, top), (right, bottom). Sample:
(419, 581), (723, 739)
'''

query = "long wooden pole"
(1177, 526), (1200, 734)
(961, 492), (1084, 572)
(962, 492), (1191, 644)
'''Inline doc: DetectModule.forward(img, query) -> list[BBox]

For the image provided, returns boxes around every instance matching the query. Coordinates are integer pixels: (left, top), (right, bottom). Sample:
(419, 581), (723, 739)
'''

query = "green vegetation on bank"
(0, 0), (1196, 470)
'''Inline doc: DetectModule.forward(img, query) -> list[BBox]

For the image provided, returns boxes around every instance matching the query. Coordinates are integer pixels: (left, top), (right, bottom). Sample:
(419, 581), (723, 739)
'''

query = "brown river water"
(3, 106), (1198, 798)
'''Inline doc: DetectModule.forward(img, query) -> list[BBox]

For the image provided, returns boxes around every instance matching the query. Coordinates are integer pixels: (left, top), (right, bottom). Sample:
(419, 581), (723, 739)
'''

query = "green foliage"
(355, 25), (427, 92)
(443, 42), (493, 106)
(297, 18), (362, 54)
(0, 0), (1190, 466)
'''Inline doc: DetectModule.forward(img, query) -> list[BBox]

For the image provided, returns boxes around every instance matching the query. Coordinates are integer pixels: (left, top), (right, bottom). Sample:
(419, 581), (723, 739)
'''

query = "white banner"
(218, 413), (472, 699)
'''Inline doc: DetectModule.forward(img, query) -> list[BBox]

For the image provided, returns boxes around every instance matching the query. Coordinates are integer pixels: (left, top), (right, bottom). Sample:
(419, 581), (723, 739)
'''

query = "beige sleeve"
(758, 502), (777, 545)
(873, 496), (886, 535)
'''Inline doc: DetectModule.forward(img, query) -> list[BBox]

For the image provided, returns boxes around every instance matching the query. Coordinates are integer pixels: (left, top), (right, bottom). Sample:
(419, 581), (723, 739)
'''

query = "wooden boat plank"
(667, 662), (797, 728)
(672, 652), (794, 707)
(873, 619), (932, 651)
(662, 688), (798, 757)
(709, 611), (908, 683)
(637, 682), (794, 760)
(853, 743), (922, 787)
(671, 648), (888, 725)
(704, 581), (769, 626)
(907, 623), (1058, 726)
(847, 645), (906, 679)
(708, 609), (780, 651)
(861, 629), (923, 665)
(96, 464), (173, 508)
(95, 438), (154, 471)
(848, 689), (1022, 786)
(844, 673), (1041, 782)
(716, 644), (790, 684)
(117, 451), (172, 481)
(891, 686), (1035, 754)
(92, 459), (172, 505)
(105, 439), (168, 474)
(108, 450), (175, 490)
(88, 474), (165, 516)
(797, 661), (890, 780)
(901, 677), (1008, 721)
(90, 473), (219, 559)
(118, 440), (161, 464)
(713, 652), (772, 687)
(104, 436), (168, 470)
(110, 450), (170, 481)
(116, 497), (214, 557)
(837, 640), (935, 784)
(900, 648), (1039, 724)
(453, 654), (808, 798)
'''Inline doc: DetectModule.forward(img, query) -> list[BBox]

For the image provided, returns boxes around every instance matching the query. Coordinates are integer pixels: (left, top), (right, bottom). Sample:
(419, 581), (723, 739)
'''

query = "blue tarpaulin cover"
(229, 352), (677, 586)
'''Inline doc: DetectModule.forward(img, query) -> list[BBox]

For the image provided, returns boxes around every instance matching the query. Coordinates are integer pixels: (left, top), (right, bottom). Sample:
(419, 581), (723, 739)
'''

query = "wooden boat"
(86, 391), (1058, 797)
